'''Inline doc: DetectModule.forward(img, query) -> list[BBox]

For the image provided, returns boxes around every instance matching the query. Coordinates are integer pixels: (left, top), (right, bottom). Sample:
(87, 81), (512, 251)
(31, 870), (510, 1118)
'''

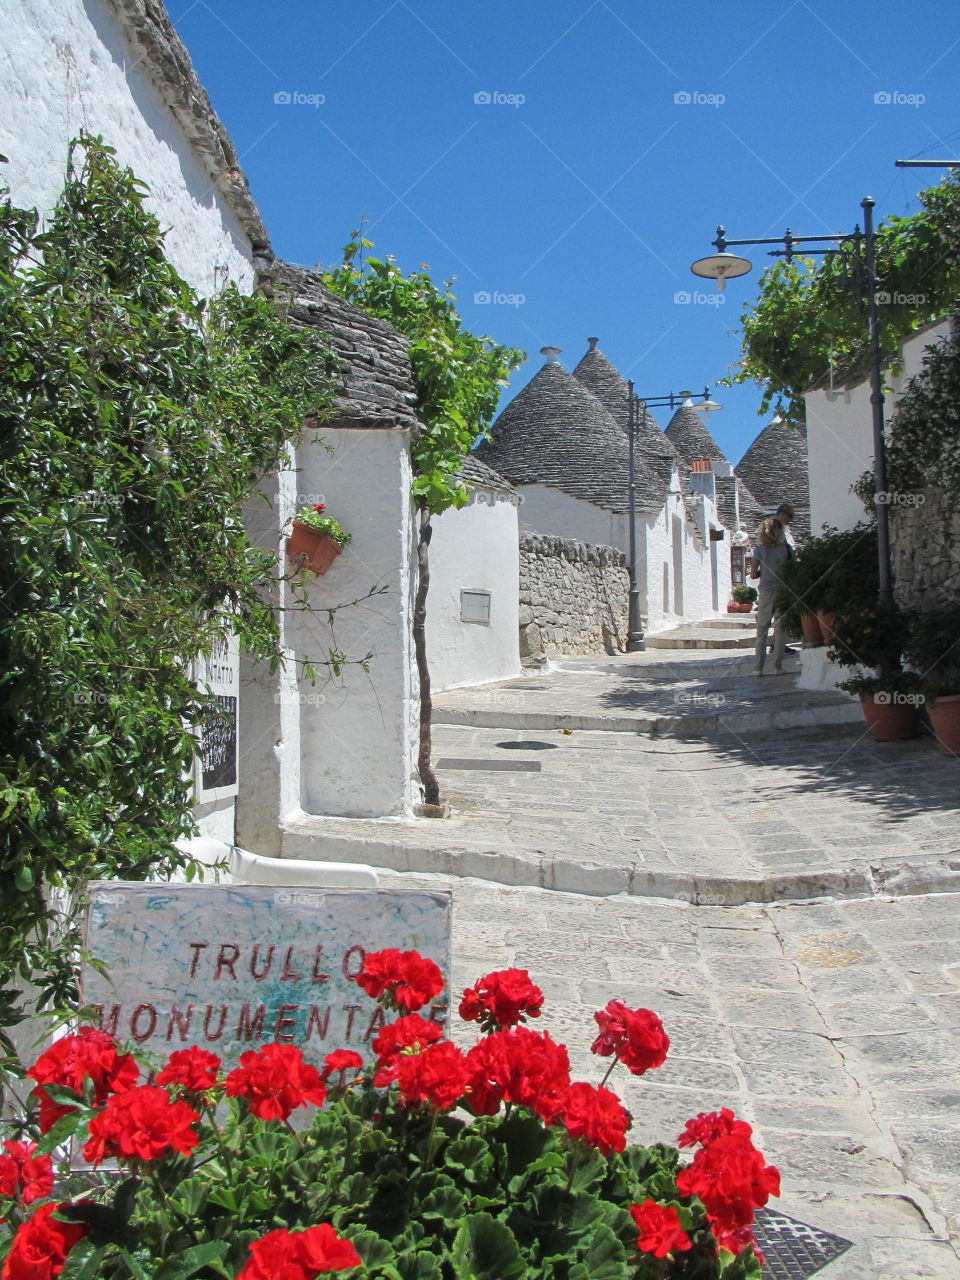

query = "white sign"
(194, 631), (239, 802)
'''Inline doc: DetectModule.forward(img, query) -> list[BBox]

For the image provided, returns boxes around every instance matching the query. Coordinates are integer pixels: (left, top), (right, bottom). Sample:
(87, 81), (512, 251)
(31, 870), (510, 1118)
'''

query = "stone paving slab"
(370, 869), (960, 1277)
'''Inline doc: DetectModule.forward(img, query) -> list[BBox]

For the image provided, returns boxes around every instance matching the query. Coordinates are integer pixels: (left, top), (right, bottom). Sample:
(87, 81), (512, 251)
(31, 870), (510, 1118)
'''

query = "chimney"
(540, 346), (563, 365)
(587, 337), (599, 350)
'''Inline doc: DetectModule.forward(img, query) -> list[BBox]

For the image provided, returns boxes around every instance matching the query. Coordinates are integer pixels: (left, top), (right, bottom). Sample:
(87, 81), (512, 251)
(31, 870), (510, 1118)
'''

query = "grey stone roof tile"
(664, 404), (727, 465)
(736, 418), (811, 538)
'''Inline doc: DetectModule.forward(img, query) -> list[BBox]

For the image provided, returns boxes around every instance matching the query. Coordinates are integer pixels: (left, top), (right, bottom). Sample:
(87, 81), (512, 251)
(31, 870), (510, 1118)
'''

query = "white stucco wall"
(427, 485), (521, 692)
(285, 427), (417, 819)
(1, 0), (255, 297)
(804, 319), (951, 534)
(518, 476), (728, 632)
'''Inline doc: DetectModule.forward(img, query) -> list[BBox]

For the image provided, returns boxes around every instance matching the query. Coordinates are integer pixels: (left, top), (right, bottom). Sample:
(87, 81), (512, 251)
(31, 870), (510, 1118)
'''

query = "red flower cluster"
(236, 1224), (360, 1279)
(313, 503), (326, 512)
(591, 1001), (669, 1077)
(371, 1015), (443, 1087)
(459, 969), (544, 1031)
(560, 1082), (630, 1156)
(464, 1027), (570, 1122)
(83, 1086), (200, 1166)
(630, 1200), (692, 1259)
(677, 1107), (752, 1150)
(0, 1142), (53, 1211)
(27, 1027), (138, 1132)
(155, 1047), (221, 1095)
(2, 1202), (88, 1280)
(395, 1042), (469, 1112)
(225, 1044), (326, 1121)
(321, 1050), (364, 1084)
(354, 948), (443, 1012)
(675, 1110), (780, 1257)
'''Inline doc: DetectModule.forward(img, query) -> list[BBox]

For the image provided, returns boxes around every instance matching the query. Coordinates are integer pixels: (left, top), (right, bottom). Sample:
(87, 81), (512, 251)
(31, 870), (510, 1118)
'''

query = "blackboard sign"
(195, 632), (239, 802)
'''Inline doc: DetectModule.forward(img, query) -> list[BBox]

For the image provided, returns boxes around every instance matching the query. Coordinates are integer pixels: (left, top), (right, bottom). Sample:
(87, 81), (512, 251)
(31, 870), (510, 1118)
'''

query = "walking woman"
(750, 511), (793, 675)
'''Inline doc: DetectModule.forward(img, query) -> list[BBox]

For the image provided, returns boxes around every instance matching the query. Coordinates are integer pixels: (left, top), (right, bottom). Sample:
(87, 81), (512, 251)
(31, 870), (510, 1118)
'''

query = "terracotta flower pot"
(927, 693), (960, 756)
(727, 602), (753, 613)
(817, 611), (838, 645)
(859, 694), (920, 742)
(801, 613), (825, 646)
(286, 522), (342, 576)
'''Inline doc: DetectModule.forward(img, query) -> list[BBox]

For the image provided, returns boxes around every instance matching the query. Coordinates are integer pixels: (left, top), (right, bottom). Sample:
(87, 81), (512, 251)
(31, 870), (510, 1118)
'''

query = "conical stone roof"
(478, 360), (660, 513)
(665, 404), (727, 465)
(736, 418), (810, 537)
(572, 339), (630, 421)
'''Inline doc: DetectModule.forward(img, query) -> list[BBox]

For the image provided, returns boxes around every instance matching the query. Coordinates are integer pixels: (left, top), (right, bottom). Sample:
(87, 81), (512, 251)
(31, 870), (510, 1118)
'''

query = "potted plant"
(830, 603), (922, 740)
(778, 523), (878, 647)
(286, 502), (351, 575)
(903, 604), (960, 755)
(727, 584), (757, 613)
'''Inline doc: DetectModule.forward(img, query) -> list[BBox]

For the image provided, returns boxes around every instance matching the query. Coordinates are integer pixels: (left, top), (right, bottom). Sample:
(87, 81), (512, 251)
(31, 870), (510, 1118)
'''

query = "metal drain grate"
(752, 1208), (854, 1279)
(436, 758), (541, 772)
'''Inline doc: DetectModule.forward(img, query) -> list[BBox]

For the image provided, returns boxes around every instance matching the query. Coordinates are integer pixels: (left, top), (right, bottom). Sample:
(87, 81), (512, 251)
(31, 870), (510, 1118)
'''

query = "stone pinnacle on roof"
(572, 336), (631, 423)
(736, 415), (811, 537)
(477, 359), (665, 513)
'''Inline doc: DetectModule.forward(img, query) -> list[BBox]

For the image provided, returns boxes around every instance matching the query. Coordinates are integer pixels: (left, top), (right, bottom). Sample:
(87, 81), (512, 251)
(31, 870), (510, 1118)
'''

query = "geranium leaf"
(451, 1213), (524, 1280)
(154, 1242), (232, 1280)
(348, 1229), (396, 1269)
(581, 1224), (628, 1279)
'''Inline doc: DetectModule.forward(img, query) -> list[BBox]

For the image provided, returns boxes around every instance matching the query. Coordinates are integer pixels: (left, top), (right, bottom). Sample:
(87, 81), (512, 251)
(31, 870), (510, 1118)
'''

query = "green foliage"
(293, 504), (352, 547)
(730, 584), (756, 606)
(322, 232), (524, 515)
(730, 175), (960, 420)
(0, 137), (339, 1029)
(903, 603), (960, 699)
(827, 603), (911, 682)
(777, 523), (878, 635)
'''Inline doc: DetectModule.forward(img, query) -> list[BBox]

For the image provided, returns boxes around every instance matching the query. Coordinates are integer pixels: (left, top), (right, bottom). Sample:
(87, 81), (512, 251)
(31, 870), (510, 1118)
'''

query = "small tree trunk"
(414, 506), (440, 806)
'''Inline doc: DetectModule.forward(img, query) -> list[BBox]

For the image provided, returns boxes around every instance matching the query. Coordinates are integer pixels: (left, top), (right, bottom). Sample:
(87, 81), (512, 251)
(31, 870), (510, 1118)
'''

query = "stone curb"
(433, 700), (864, 737)
(280, 818), (960, 906)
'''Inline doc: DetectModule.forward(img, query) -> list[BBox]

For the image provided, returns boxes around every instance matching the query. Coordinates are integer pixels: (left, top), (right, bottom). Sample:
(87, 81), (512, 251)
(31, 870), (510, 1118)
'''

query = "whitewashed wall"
(804, 319), (950, 534)
(0, 0), (255, 297)
(237, 428), (418, 825)
(427, 485), (521, 692)
(517, 476), (728, 633)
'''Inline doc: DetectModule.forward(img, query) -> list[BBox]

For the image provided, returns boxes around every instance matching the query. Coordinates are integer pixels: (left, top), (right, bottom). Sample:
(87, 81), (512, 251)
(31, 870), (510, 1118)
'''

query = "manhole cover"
(752, 1207), (854, 1279)
(501, 681), (551, 690)
(436, 758), (541, 772)
(494, 740), (559, 751)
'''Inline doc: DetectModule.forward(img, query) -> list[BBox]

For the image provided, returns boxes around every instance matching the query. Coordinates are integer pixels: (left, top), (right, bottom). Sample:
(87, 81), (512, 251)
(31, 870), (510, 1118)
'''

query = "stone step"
(645, 631), (755, 649)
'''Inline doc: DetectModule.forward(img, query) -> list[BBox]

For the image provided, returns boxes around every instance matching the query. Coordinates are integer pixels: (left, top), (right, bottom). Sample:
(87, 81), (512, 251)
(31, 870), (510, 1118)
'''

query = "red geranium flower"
(590, 1001), (669, 1076)
(560, 1081), (630, 1156)
(27, 1027), (139, 1133)
(354, 948), (444, 1012)
(321, 1050), (365, 1083)
(676, 1131), (780, 1243)
(371, 1014), (443, 1087)
(458, 969), (544, 1031)
(156, 1047), (221, 1095)
(677, 1107), (753, 1150)
(2, 1202), (88, 1280)
(312, 504), (325, 513)
(236, 1223), (360, 1279)
(395, 1041), (469, 1112)
(0, 1142), (54, 1209)
(83, 1086), (200, 1166)
(630, 1200), (693, 1259)
(225, 1043), (327, 1121)
(464, 1027), (570, 1122)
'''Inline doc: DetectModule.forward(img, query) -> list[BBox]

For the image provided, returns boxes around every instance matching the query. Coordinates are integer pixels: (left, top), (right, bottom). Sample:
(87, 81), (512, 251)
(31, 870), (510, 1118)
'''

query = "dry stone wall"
(519, 532), (628, 663)
(891, 486), (960, 611)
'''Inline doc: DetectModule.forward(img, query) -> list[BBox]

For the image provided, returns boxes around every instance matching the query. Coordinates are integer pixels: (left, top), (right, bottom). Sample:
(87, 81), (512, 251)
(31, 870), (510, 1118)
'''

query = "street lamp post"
(690, 199), (893, 606)
(624, 385), (719, 652)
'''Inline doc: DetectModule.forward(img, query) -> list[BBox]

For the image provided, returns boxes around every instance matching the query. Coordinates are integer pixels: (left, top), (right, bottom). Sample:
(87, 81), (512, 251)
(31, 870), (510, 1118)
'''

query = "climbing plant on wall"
(323, 235), (524, 804)
(729, 174), (960, 422)
(0, 136), (340, 1041)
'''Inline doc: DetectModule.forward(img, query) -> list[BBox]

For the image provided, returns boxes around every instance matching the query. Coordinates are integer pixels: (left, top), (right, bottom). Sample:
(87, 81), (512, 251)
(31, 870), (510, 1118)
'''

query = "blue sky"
(172, 0), (959, 463)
